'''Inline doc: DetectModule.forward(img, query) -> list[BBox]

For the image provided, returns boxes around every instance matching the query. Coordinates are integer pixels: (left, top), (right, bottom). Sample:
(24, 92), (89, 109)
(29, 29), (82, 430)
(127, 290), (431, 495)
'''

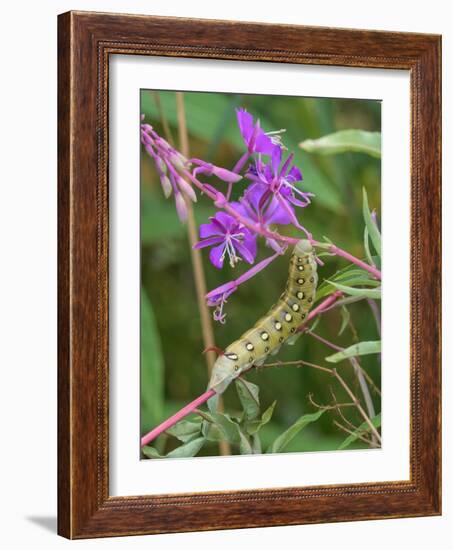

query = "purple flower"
(194, 211), (257, 269)
(236, 108), (275, 155)
(246, 147), (313, 231)
(231, 182), (292, 252)
(232, 182), (293, 226)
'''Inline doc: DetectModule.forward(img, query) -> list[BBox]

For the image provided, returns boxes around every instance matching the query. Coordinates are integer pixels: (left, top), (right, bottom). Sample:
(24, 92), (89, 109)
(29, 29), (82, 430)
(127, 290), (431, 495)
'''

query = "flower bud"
(177, 176), (197, 203)
(174, 192), (188, 222)
(160, 175), (172, 198)
(212, 166), (243, 183)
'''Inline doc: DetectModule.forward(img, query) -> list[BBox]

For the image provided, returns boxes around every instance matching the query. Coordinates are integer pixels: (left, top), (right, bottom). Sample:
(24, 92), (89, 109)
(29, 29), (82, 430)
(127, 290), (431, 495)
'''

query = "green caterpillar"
(208, 239), (318, 394)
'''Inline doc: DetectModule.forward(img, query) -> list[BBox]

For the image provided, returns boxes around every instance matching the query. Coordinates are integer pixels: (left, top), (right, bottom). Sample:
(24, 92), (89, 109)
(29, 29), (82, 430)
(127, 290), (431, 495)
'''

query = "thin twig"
(333, 420), (376, 447)
(175, 92), (230, 456)
(262, 359), (381, 444)
(307, 392), (355, 411)
(306, 330), (381, 397)
(332, 368), (381, 443)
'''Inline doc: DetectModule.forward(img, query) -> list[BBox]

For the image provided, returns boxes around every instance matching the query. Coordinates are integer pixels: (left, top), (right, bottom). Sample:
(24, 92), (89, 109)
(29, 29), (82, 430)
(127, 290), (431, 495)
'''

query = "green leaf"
(142, 436), (206, 459)
(338, 414), (381, 450)
(269, 410), (325, 453)
(140, 288), (164, 434)
(363, 227), (374, 267)
(166, 419), (202, 442)
(142, 445), (162, 459)
(300, 130), (381, 158)
(209, 412), (242, 444)
(246, 401), (277, 435)
(251, 434), (262, 454)
(202, 422), (225, 442)
(325, 341), (381, 363)
(327, 281), (381, 299)
(167, 437), (206, 458)
(315, 263), (379, 301)
(362, 188), (381, 257)
(235, 378), (260, 421)
(239, 432), (253, 455)
(207, 393), (220, 415)
(338, 306), (350, 336)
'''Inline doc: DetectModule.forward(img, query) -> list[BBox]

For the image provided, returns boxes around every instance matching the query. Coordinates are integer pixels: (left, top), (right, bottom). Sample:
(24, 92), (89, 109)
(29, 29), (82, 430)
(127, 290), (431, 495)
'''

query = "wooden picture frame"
(58, 10), (441, 539)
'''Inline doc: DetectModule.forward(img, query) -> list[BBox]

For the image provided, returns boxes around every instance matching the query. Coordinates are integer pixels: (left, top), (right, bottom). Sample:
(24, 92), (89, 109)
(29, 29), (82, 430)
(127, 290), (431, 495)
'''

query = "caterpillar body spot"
(208, 239), (318, 394)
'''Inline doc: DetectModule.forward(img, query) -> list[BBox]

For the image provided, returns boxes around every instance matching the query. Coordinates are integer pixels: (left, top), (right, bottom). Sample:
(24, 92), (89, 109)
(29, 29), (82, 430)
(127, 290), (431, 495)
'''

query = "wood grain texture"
(57, 10), (442, 539)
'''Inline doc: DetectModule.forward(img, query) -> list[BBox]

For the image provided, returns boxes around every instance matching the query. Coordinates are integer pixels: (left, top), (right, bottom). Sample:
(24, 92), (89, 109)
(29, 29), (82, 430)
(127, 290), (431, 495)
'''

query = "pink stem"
(141, 389), (216, 447)
(296, 291), (343, 333)
(327, 244), (381, 280)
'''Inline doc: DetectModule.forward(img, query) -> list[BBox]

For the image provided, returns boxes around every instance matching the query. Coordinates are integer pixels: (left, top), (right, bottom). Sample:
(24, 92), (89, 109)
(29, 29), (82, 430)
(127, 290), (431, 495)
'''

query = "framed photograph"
(58, 11), (441, 538)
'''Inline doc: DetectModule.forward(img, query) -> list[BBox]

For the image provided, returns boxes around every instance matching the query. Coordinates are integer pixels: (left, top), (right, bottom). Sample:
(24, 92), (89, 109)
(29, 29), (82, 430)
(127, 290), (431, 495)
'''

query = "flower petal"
(235, 232), (257, 264)
(254, 132), (275, 155)
(287, 165), (303, 182)
(271, 146), (282, 176)
(236, 108), (254, 144)
(264, 196), (293, 225)
(193, 235), (224, 249)
(199, 222), (222, 239)
(209, 243), (226, 269)
(213, 211), (236, 232)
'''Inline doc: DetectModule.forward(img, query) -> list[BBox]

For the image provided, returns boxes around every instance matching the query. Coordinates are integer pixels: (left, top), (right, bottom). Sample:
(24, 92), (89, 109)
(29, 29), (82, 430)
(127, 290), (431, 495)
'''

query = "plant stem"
(141, 389), (216, 447)
(296, 291), (343, 333)
(323, 243), (381, 280)
(175, 92), (230, 456)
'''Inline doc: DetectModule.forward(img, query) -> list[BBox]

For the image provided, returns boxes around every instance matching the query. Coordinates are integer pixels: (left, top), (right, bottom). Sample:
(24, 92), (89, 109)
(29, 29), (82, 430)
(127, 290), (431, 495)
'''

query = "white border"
(109, 56), (410, 496)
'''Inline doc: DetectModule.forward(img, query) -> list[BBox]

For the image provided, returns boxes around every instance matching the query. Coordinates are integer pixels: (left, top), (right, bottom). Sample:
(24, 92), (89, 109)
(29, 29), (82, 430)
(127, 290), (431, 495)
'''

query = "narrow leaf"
(362, 188), (381, 257)
(246, 401), (277, 435)
(235, 378), (260, 421)
(338, 306), (350, 336)
(300, 130), (381, 158)
(142, 445), (162, 459)
(327, 280), (381, 299)
(363, 226), (375, 267)
(325, 341), (381, 363)
(166, 437), (206, 458)
(207, 392), (220, 415)
(210, 412), (241, 444)
(251, 434), (262, 454)
(269, 410), (325, 453)
(239, 432), (253, 455)
(166, 419), (202, 442)
(338, 414), (381, 450)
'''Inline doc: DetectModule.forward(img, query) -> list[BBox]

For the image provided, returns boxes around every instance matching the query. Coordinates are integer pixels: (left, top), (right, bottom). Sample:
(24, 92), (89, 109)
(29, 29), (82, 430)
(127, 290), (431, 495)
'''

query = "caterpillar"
(208, 239), (318, 394)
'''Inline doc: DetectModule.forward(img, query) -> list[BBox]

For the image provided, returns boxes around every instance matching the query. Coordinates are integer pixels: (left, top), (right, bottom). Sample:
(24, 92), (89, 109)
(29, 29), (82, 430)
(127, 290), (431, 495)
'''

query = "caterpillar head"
(208, 354), (242, 394)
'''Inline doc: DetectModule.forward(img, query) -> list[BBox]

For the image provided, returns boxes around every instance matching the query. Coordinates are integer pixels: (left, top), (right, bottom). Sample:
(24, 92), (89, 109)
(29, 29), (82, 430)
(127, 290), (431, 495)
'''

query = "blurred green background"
(140, 90), (381, 456)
